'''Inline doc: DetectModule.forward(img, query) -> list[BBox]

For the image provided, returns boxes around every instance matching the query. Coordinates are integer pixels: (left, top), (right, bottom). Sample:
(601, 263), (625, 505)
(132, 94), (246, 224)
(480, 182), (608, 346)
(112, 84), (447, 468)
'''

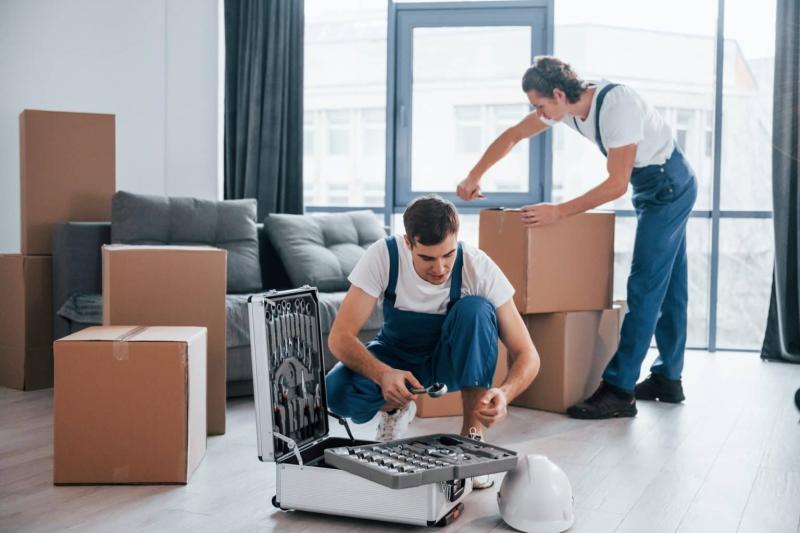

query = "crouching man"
(325, 194), (539, 487)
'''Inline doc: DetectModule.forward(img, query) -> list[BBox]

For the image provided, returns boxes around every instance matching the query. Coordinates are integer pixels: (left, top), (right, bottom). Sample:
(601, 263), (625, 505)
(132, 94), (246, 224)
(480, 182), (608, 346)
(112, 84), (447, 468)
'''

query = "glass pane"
(553, 0), (717, 210)
(717, 218), (774, 349)
(410, 26), (531, 194)
(304, 0), (387, 207)
(721, 0), (776, 211)
(613, 216), (710, 348)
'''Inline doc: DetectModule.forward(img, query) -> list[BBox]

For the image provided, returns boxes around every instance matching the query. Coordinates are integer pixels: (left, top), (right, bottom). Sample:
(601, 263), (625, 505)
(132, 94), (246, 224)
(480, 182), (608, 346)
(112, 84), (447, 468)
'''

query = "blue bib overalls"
(325, 236), (500, 423)
(581, 84), (698, 390)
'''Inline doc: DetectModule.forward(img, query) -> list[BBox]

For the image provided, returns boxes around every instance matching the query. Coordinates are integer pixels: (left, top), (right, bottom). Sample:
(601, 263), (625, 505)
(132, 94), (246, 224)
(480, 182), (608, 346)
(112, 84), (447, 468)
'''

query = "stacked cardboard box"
(54, 326), (207, 484)
(0, 110), (115, 390)
(102, 245), (228, 435)
(479, 209), (621, 414)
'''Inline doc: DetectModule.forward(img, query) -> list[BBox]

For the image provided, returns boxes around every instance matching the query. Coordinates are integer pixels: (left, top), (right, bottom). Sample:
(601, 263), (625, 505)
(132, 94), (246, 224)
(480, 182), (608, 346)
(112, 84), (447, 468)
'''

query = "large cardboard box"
(479, 209), (614, 313)
(20, 110), (116, 255)
(511, 306), (622, 414)
(102, 245), (227, 435)
(54, 326), (206, 484)
(415, 342), (509, 418)
(0, 255), (53, 390)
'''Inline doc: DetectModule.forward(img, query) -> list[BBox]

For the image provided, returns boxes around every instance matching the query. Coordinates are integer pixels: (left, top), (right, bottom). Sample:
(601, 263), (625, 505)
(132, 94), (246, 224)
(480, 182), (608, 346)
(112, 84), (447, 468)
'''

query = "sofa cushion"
(111, 191), (262, 293)
(263, 211), (385, 292)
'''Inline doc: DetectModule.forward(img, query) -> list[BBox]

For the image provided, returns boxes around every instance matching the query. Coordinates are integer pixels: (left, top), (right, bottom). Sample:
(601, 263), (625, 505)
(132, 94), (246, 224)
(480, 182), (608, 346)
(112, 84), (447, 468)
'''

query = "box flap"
(103, 244), (224, 253)
(57, 325), (206, 344)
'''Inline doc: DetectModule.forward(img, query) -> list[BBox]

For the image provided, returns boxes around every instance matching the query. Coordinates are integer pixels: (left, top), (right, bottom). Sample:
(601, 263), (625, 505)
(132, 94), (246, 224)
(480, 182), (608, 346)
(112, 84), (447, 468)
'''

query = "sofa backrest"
(111, 191), (262, 294)
(262, 211), (386, 292)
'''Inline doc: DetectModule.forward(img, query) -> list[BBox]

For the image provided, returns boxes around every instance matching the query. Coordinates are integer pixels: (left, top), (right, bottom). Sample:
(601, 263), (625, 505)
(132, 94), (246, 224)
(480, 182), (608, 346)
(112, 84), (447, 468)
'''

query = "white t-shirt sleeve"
(347, 239), (389, 298)
(598, 87), (645, 149)
(462, 247), (515, 308)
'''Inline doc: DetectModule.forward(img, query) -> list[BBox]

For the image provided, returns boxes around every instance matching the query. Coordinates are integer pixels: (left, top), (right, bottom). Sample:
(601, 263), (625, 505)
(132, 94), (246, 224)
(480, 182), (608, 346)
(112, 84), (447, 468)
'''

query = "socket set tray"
(324, 434), (518, 489)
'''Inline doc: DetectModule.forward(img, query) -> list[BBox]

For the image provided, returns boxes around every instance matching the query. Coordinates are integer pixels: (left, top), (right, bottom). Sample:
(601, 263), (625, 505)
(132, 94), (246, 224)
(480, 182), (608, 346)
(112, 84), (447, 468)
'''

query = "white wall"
(0, 0), (220, 253)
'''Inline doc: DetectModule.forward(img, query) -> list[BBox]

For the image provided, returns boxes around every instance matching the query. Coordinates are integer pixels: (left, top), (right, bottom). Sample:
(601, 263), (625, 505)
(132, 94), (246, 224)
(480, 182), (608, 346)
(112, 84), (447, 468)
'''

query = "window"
(302, 0), (776, 351)
(304, 0), (388, 208)
(454, 106), (483, 154)
(326, 110), (351, 156)
(721, 0), (775, 211)
(393, 3), (548, 207)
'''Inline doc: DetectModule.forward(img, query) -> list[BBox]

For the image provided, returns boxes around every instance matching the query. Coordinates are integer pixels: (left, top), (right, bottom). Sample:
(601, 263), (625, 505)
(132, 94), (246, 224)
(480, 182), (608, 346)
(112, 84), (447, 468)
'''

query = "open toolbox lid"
(248, 287), (330, 462)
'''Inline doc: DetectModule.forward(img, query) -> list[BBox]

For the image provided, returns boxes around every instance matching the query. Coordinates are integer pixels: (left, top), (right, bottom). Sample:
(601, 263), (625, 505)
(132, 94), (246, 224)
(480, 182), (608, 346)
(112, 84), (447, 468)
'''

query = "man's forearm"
(498, 349), (539, 402)
(330, 333), (390, 384)
(557, 176), (627, 218)
(469, 131), (518, 180)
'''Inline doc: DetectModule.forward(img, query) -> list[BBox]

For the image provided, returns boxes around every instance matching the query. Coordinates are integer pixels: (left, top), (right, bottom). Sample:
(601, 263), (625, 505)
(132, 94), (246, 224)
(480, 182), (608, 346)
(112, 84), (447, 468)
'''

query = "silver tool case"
(248, 287), (516, 527)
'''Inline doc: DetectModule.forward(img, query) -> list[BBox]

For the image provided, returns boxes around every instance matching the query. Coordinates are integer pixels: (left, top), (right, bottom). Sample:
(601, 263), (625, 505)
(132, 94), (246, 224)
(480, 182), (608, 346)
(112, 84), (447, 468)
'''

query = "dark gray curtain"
(761, 0), (800, 363)
(224, 0), (304, 219)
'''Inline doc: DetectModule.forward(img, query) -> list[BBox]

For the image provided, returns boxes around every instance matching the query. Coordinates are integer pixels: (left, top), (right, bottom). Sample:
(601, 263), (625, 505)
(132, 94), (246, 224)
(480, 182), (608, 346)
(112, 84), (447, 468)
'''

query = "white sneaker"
(467, 427), (494, 489)
(375, 401), (417, 442)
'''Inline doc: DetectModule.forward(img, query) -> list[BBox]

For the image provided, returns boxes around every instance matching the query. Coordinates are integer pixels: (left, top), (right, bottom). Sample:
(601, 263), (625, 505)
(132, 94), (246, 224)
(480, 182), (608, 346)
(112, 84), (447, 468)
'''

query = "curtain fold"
(224, 0), (304, 219)
(761, 0), (800, 363)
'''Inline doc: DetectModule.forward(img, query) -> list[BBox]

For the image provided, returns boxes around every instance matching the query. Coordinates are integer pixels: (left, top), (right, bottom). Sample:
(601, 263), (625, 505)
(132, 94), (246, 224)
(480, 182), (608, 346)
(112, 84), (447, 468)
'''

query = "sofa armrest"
(52, 222), (111, 339)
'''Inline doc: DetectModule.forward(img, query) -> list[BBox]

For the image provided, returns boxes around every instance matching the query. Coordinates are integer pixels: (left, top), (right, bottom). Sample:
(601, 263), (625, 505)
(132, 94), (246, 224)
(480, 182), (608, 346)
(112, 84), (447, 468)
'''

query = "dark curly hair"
(403, 194), (459, 247)
(521, 56), (587, 103)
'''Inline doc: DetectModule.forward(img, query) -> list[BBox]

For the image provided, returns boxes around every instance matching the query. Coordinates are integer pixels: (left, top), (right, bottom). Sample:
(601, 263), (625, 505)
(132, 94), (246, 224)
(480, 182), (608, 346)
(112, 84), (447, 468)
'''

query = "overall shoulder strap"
(446, 243), (464, 312)
(594, 83), (621, 157)
(384, 236), (399, 301)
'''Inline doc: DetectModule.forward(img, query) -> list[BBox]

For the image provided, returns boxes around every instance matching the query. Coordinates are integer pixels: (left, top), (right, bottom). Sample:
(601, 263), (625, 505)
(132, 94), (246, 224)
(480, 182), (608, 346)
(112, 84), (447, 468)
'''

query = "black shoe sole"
(635, 389), (685, 403)
(566, 405), (638, 420)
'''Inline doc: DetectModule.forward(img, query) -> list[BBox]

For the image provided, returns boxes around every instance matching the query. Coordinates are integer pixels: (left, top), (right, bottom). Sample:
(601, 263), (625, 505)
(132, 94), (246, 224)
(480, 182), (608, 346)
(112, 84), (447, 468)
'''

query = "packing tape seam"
(111, 325), (147, 361)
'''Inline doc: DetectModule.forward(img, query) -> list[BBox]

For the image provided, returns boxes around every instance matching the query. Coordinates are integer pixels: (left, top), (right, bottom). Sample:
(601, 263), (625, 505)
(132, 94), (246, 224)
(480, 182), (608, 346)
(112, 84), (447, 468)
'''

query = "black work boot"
(566, 381), (637, 419)
(635, 373), (685, 403)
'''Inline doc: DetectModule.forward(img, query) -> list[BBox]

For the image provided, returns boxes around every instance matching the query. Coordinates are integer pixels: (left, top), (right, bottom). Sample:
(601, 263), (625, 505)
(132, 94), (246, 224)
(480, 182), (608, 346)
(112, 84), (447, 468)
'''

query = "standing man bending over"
(326, 195), (539, 469)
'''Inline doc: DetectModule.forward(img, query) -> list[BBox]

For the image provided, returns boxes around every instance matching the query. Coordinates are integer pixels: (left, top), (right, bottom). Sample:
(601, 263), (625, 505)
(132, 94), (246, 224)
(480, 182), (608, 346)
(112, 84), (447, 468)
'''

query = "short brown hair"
(521, 55), (586, 103)
(403, 194), (459, 247)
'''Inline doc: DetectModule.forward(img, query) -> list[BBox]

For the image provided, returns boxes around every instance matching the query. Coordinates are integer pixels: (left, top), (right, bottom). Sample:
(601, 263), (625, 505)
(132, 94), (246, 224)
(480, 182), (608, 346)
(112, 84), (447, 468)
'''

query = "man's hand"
(456, 177), (485, 201)
(520, 203), (563, 227)
(379, 368), (423, 407)
(473, 387), (509, 427)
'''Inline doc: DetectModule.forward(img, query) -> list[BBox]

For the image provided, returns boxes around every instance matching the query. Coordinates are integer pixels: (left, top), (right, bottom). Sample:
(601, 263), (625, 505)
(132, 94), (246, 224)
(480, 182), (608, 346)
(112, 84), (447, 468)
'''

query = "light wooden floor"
(2, 349), (800, 533)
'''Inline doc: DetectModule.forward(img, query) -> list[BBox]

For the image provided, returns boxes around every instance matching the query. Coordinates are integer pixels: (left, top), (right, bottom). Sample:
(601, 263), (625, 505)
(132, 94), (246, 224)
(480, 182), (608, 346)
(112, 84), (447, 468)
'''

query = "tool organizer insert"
(253, 289), (328, 458)
(325, 434), (518, 489)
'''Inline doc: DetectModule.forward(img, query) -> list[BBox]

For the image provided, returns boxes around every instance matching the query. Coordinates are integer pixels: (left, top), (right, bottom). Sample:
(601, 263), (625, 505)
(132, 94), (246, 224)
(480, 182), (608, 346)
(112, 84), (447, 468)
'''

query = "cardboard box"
(0, 255), (53, 390)
(479, 209), (614, 313)
(511, 306), (622, 413)
(415, 342), (509, 418)
(54, 326), (206, 484)
(20, 110), (116, 255)
(102, 245), (227, 435)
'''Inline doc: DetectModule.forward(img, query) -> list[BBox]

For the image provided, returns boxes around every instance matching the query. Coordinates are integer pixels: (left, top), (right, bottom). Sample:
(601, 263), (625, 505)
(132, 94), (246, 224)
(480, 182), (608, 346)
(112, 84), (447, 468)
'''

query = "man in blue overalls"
(458, 56), (697, 419)
(326, 195), (539, 487)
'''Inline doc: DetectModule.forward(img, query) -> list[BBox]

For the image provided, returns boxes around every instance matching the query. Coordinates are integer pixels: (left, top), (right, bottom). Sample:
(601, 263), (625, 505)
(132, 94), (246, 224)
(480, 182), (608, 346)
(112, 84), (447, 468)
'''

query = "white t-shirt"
(348, 236), (515, 315)
(556, 80), (674, 167)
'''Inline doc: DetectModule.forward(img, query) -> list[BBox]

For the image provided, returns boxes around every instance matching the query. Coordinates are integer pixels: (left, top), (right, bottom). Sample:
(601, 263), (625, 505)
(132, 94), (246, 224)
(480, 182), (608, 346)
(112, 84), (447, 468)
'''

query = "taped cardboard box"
(415, 342), (509, 418)
(102, 245), (227, 435)
(20, 110), (115, 255)
(479, 209), (614, 313)
(53, 326), (206, 484)
(511, 305), (622, 414)
(0, 255), (53, 390)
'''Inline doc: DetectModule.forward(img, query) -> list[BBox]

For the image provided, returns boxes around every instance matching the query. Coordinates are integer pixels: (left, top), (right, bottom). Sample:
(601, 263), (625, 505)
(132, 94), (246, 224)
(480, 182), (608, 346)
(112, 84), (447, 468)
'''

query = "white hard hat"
(497, 454), (575, 533)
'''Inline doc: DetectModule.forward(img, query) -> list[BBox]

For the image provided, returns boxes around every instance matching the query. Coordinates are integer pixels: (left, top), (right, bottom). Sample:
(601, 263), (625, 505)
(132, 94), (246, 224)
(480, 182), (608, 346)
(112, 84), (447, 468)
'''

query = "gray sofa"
(52, 192), (385, 397)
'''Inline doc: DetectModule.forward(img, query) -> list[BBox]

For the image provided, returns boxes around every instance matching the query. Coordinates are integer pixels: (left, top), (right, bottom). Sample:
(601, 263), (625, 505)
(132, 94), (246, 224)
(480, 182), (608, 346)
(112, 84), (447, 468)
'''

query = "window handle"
(399, 104), (407, 128)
